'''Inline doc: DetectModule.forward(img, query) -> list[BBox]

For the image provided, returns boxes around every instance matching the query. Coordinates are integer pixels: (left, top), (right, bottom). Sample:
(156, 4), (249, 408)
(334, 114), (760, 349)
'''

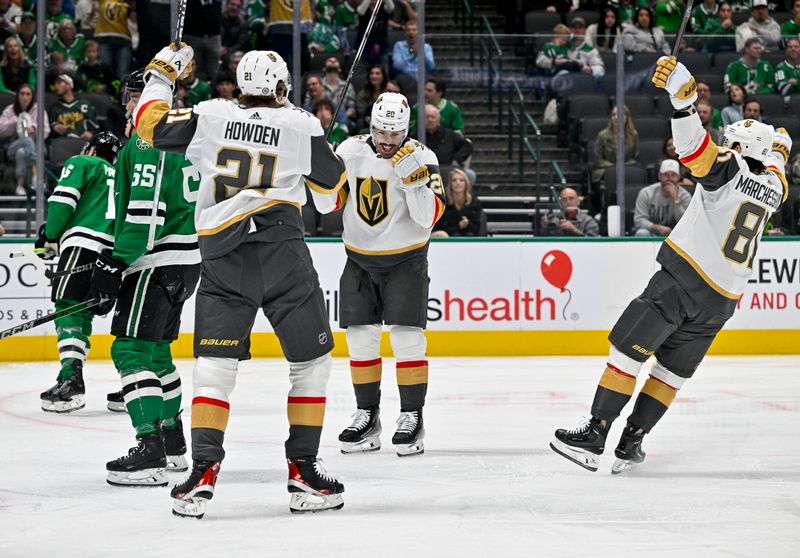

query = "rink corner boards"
(2, 329), (800, 362)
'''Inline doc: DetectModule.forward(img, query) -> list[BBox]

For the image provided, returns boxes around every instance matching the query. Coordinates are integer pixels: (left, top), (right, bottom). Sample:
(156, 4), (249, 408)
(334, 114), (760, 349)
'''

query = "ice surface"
(1, 356), (798, 558)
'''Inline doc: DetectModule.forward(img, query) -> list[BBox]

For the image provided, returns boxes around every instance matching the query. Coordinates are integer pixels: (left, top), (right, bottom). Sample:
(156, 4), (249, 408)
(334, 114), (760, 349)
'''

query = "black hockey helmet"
(83, 131), (122, 164)
(121, 68), (146, 104)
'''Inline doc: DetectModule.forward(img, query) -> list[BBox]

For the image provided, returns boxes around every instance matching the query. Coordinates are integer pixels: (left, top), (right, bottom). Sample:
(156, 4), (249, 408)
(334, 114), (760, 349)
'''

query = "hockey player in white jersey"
(131, 45), (347, 517)
(551, 56), (790, 474)
(332, 93), (446, 457)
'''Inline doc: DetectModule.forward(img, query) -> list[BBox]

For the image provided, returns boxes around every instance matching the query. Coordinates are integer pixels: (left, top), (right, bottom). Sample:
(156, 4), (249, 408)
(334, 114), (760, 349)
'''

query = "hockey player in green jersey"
(36, 131), (122, 413)
(91, 69), (202, 487)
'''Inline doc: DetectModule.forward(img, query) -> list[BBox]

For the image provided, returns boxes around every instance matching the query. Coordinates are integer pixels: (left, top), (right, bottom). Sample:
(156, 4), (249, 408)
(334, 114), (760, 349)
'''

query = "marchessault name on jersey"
(734, 174), (782, 210)
(223, 120), (281, 147)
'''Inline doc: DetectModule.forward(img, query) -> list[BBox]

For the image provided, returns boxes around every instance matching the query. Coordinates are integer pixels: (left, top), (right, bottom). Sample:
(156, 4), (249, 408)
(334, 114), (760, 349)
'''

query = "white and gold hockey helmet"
(722, 119), (773, 162)
(236, 50), (291, 99)
(370, 92), (411, 133)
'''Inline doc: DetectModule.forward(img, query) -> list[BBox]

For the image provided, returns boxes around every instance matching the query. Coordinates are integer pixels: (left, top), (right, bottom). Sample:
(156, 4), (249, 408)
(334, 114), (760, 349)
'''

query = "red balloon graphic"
(541, 250), (573, 292)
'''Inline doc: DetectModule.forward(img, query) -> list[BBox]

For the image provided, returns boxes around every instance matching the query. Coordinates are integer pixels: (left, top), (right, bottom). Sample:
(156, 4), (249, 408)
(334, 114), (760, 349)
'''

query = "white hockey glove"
(146, 43), (194, 85)
(770, 126), (792, 164)
(652, 56), (697, 110)
(391, 144), (430, 186)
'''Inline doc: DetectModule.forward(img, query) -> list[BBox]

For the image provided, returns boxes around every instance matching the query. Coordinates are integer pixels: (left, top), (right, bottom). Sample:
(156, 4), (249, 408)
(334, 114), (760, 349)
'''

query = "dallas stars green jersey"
(45, 154), (116, 253)
(16, 33), (38, 65)
(723, 58), (775, 94)
(781, 19), (800, 36)
(47, 34), (86, 67)
(112, 133), (201, 273)
(775, 60), (800, 96)
(48, 99), (98, 137)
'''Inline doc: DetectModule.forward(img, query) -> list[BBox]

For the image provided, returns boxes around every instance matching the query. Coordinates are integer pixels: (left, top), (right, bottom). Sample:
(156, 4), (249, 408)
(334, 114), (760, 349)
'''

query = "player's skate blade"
(549, 438), (600, 472)
(171, 461), (220, 519)
(41, 394), (86, 413)
(172, 497), (208, 519)
(611, 458), (639, 475)
(166, 454), (189, 472)
(287, 457), (344, 514)
(395, 429), (424, 457)
(339, 407), (382, 454)
(341, 436), (381, 454)
(289, 492), (344, 514)
(106, 390), (126, 412)
(107, 468), (168, 487)
(393, 410), (424, 457)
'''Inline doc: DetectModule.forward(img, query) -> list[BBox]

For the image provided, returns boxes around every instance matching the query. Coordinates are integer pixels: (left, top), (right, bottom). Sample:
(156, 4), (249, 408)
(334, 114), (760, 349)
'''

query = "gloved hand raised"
(391, 144), (430, 187)
(652, 56), (697, 110)
(146, 42), (194, 85)
(769, 126), (792, 164)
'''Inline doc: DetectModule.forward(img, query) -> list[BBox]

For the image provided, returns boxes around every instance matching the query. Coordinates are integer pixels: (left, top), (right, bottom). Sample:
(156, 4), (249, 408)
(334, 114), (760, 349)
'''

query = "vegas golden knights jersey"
(662, 111), (788, 314)
(133, 81), (346, 259)
(334, 135), (445, 271)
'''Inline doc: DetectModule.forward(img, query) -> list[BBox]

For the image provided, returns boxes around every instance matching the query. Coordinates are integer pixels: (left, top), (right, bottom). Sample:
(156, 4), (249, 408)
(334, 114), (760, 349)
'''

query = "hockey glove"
(34, 224), (59, 260)
(90, 250), (127, 316)
(391, 144), (430, 186)
(652, 56), (697, 110)
(146, 43), (194, 85)
(770, 126), (792, 164)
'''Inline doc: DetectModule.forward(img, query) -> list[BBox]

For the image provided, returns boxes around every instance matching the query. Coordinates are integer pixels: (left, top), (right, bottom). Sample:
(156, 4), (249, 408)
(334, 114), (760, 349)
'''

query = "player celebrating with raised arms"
(551, 56), (789, 474)
(130, 44), (347, 517)
(334, 93), (445, 457)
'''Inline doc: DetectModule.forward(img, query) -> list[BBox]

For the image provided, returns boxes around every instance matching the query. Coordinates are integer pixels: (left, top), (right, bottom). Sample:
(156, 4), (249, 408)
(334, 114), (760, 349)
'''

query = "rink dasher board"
(1, 238), (798, 359)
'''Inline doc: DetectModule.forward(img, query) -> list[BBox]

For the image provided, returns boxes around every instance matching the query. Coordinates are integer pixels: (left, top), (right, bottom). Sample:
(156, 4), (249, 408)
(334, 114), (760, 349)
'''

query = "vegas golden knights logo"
(356, 177), (389, 226)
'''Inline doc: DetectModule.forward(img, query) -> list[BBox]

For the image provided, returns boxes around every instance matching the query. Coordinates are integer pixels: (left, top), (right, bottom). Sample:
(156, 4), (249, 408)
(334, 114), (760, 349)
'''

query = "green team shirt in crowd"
(775, 60), (800, 96)
(48, 99), (98, 137)
(410, 98), (465, 133)
(616, 0), (648, 24)
(47, 34), (86, 67)
(334, 2), (358, 28)
(781, 19), (800, 36)
(711, 107), (723, 131)
(690, 3), (719, 33)
(184, 78), (212, 107)
(653, 0), (684, 33)
(17, 34), (38, 65)
(724, 59), (775, 94)
(112, 133), (201, 273)
(45, 154), (116, 254)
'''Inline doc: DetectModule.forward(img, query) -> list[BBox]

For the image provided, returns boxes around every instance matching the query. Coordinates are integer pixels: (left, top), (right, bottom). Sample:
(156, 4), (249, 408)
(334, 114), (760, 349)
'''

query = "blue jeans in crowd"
(7, 136), (36, 181)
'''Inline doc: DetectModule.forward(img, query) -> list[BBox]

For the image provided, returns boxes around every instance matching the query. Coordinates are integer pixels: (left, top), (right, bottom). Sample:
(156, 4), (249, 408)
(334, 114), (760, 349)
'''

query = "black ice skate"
(40, 366), (86, 413)
(287, 456), (344, 514)
(106, 434), (168, 487)
(611, 423), (646, 475)
(106, 389), (126, 413)
(171, 460), (221, 519)
(161, 411), (189, 472)
(339, 406), (382, 454)
(392, 409), (425, 457)
(550, 416), (611, 472)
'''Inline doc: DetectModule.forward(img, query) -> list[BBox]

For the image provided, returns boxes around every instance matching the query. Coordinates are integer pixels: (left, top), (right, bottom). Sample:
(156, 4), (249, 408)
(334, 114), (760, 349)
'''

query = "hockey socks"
(286, 355), (331, 458)
(112, 337), (163, 437)
(396, 360), (428, 410)
(590, 364), (637, 421)
(627, 376), (679, 433)
(153, 340), (182, 420)
(53, 298), (93, 381)
(350, 358), (382, 408)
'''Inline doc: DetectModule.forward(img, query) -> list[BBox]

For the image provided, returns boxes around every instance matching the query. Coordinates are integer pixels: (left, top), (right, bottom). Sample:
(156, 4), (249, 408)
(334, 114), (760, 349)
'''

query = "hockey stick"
(671, 0), (695, 57)
(147, 0), (188, 251)
(10, 250), (94, 280)
(0, 299), (106, 340)
(327, 0), (384, 140)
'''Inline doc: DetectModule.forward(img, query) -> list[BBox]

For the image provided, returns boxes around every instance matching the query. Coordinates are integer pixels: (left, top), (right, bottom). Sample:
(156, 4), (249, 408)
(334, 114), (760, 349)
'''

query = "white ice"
(1, 356), (799, 558)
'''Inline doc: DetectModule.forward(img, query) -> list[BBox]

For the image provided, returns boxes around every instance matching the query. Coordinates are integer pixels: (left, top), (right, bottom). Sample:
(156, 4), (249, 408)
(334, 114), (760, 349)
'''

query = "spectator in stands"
(690, 0), (719, 34)
(585, 8), (619, 54)
(213, 72), (238, 104)
(79, 39), (114, 93)
(611, 0), (648, 25)
(653, 0), (684, 33)
(411, 78), (464, 134)
(724, 37), (774, 94)
(308, 9), (341, 54)
(75, 0), (98, 39)
(356, 0), (395, 65)
(16, 12), (38, 66)
(0, 38), (36, 94)
(743, 98), (762, 120)
(46, 0), (75, 42)
(634, 159), (692, 237)
(0, 0), (22, 45)
(696, 80), (723, 130)
(569, 17), (605, 79)
(775, 38), (800, 97)
(313, 98), (349, 148)
(335, 0), (359, 31)
(696, 100), (721, 143)
(220, 0), (248, 63)
(227, 50), (244, 76)
(721, 83), (747, 126)
(661, 136), (695, 187)
(622, 7), (670, 55)
(321, 56), (357, 128)
(419, 104), (474, 183)
(356, 64), (387, 130)
(536, 24), (574, 76)
(48, 74), (96, 139)
(45, 52), (68, 92)
(95, 0), (132, 80)
(782, 0), (800, 38)
(0, 84), (50, 195)
(737, 0), (781, 52)
(181, 60), (212, 107)
(540, 187), (599, 237)
(392, 20), (434, 76)
(48, 19), (85, 73)
(386, 79), (401, 93)
(389, 0), (417, 29)
(184, 0), (222, 82)
(592, 105), (639, 184)
(432, 168), (484, 238)
(703, 2), (735, 53)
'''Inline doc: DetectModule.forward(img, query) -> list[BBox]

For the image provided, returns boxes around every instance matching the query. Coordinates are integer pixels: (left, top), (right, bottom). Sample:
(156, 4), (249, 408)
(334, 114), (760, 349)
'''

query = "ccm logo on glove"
(96, 260), (121, 274)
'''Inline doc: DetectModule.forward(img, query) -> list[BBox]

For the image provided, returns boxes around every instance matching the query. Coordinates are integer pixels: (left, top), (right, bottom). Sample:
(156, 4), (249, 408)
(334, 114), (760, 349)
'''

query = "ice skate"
(106, 434), (168, 487)
(40, 370), (85, 413)
(287, 456), (344, 514)
(339, 406), (382, 454)
(161, 412), (189, 472)
(611, 423), (646, 475)
(392, 409), (425, 457)
(171, 460), (221, 519)
(106, 389), (126, 412)
(550, 416), (610, 472)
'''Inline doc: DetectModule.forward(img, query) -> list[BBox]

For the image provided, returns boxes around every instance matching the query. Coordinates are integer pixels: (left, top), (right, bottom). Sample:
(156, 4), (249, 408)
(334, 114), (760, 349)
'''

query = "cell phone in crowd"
(563, 207), (579, 221)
